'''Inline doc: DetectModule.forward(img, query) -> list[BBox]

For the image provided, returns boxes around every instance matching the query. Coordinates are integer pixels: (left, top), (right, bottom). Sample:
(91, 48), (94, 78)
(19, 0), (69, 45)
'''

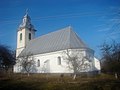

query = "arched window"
(20, 33), (22, 41)
(58, 57), (61, 65)
(37, 59), (40, 67)
(29, 33), (31, 40)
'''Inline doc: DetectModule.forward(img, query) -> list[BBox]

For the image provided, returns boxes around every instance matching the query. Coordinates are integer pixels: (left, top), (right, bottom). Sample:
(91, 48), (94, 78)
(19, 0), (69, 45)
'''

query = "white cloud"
(97, 28), (110, 32)
(110, 30), (120, 35)
(105, 30), (120, 41)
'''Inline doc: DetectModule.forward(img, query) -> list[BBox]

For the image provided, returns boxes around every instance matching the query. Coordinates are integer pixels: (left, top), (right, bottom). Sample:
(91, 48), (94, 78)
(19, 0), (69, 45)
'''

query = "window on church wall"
(37, 59), (40, 67)
(58, 57), (61, 65)
(29, 33), (31, 40)
(20, 33), (22, 41)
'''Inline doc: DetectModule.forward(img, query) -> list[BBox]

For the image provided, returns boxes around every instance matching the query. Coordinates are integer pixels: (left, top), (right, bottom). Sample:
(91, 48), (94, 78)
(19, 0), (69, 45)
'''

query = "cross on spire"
(26, 9), (28, 15)
(18, 9), (36, 31)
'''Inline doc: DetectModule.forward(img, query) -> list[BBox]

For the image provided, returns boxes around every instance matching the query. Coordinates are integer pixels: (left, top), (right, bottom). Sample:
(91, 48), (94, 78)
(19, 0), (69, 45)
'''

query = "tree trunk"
(115, 73), (118, 79)
(73, 74), (76, 80)
(27, 73), (30, 77)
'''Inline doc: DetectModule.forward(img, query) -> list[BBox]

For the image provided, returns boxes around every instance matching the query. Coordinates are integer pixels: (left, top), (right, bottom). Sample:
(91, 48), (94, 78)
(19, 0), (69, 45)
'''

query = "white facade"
(93, 57), (101, 71)
(16, 28), (35, 57)
(14, 49), (96, 73)
(14, 13), (101, 74)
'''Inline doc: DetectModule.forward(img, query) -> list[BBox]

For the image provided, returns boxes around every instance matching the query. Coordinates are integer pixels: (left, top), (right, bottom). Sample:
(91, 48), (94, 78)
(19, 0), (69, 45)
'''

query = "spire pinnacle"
(25, 9), (28, 15)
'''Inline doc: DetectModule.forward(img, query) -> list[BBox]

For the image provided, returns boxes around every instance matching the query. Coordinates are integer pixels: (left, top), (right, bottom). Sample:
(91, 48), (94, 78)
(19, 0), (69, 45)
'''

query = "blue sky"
(0, 0), (120, 58)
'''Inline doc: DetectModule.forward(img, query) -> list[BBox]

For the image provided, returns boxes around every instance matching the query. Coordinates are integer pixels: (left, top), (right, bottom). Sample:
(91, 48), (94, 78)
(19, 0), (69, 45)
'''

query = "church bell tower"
(16, 11), (36, 57)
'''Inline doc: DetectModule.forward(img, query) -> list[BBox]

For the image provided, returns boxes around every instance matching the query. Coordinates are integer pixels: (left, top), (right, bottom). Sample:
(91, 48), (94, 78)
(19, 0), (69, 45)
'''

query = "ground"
(0, 74), (120, 90)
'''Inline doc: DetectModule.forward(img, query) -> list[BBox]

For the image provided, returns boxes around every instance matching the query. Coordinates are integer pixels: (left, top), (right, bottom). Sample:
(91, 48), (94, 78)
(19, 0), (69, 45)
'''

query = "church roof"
(20, 26), (91, 56)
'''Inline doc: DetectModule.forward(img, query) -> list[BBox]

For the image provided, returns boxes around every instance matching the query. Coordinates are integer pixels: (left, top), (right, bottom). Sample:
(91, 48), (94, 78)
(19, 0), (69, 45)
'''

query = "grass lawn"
(0, 74), (120, 90)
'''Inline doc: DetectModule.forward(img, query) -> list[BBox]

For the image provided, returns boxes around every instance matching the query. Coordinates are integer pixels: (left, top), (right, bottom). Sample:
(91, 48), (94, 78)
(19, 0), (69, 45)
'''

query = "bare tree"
(17, 53), (36, 76)
(100, 41), (120, 79)
(62, 49), (91, 79)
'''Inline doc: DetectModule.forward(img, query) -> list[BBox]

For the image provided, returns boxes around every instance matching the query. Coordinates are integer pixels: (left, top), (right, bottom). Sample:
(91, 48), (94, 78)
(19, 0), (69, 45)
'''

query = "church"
(14, 12), (100, 74)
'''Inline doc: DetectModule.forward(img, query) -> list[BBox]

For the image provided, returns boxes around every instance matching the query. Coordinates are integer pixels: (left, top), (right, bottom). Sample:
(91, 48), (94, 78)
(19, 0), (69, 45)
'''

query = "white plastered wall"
(14, 49), (100, 73)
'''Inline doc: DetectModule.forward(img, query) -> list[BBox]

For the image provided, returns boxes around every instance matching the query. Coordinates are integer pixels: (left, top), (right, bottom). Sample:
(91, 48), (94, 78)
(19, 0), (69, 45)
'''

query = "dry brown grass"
(0, 73), (120, 90)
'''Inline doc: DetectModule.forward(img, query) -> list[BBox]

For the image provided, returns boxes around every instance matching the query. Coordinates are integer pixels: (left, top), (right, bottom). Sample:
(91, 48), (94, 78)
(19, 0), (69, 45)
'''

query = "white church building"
(14, 13), (100, 74)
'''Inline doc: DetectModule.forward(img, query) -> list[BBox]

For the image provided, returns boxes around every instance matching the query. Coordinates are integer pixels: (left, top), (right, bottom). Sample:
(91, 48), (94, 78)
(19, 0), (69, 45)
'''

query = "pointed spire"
(18, 10), (36, 31)
(26, 9), (28, 15)
(24, 9), (30, 20)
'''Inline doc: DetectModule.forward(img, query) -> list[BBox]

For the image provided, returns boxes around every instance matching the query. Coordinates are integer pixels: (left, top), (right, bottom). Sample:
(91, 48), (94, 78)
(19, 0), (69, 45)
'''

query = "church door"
(43, 60), (50, 73)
